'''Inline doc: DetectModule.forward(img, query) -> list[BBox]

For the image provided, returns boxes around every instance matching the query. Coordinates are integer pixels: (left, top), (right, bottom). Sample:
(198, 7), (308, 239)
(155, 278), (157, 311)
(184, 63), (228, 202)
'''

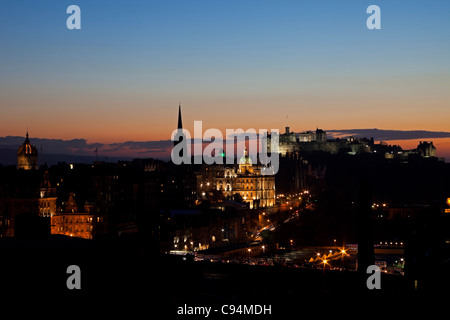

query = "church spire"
(173, 103), (185, 152)
(24, 129), (30, 144)
(177, 103), (183, 129)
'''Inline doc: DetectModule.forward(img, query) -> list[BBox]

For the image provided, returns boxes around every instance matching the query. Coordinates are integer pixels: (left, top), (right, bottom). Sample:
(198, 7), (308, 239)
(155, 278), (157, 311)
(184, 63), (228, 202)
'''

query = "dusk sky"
(1, 1), (450, 158)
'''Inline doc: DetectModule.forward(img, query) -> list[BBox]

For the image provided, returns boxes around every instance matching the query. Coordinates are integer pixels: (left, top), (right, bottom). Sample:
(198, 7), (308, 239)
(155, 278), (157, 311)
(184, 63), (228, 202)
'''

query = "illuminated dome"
(17, 131), (38, 170)
(239, 147), (252, 165)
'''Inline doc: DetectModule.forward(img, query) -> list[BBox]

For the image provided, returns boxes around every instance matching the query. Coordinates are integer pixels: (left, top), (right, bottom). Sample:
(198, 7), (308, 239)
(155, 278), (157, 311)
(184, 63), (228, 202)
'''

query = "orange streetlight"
(322, 259), (328, 271)
(340, 248), (346, 265)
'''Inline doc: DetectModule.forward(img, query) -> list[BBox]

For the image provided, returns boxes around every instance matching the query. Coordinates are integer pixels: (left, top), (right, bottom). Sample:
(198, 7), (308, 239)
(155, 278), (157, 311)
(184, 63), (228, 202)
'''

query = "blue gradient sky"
(1, 0), (449, 145)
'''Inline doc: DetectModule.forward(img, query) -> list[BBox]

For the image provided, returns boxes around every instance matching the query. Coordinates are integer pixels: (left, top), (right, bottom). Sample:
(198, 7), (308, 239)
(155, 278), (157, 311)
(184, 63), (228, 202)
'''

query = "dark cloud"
(0, 136), (172, 157)
(0, 136), (100, 154)
(326, 129), (450, 141)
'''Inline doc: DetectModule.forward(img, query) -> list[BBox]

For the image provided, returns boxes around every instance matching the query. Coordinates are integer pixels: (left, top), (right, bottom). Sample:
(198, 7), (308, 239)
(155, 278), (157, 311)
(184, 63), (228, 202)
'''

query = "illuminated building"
(417, 141), (436, 158)
(298, 128), (327, 143)
(268, 126), (370, 156)
(210, 148), (276, 209)
(51, 193), (95, 239)
(17, 131), (38, 170)
(270, 126), (440, 161)
(39, 171), (57, 218)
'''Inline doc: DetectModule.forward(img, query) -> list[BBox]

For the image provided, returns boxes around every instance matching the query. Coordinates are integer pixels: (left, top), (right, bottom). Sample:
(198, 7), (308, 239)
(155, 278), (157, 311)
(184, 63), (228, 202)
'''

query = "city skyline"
(2, 126), (450, 163)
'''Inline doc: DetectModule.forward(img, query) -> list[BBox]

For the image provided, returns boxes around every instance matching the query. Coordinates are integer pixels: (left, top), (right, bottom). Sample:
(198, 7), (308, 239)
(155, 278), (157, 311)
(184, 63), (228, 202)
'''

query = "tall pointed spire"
(25, 128), (30, 143)
(174, 103), (185, 157)
(177, 103), (183, 129)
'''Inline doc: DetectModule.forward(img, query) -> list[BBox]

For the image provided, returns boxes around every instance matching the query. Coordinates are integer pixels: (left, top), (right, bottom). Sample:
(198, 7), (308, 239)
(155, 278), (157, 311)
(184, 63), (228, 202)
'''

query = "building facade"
(417, 141), (436, 158)
(199, 148), (276, 209)
(51, 193), (95, 239)
(39, 171), (57, 218)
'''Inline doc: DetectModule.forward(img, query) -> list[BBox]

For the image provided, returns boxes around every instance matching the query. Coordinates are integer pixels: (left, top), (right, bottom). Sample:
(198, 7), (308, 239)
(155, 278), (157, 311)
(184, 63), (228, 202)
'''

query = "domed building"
(208, 148), (276, 209)
(238, 147), (253, 174)
(17, 131), (38, 170)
